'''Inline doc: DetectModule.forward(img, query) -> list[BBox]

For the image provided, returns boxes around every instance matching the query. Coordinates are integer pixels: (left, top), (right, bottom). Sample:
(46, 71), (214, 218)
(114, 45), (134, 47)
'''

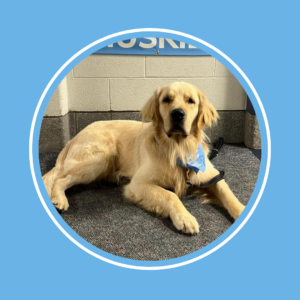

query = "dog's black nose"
(171, 109), (185, 123)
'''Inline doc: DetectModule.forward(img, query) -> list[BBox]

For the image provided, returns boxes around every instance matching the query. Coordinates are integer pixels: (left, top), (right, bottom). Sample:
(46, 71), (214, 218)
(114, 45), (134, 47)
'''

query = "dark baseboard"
(39, 110), (261, 153)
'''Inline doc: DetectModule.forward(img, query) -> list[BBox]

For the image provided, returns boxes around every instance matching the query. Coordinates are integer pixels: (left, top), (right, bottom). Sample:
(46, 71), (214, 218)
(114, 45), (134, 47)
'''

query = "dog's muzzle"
(168, 109), (187, 137)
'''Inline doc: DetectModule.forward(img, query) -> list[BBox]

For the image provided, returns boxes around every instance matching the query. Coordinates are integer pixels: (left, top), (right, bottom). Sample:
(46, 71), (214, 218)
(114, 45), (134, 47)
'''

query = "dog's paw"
(231, 203), (245, 220)
(171, 211), (199, 234)
(51, 196), (69, 211)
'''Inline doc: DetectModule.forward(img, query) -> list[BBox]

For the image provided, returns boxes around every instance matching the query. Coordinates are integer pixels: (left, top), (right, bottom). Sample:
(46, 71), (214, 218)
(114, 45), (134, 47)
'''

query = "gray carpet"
(39, 144), (260, 261)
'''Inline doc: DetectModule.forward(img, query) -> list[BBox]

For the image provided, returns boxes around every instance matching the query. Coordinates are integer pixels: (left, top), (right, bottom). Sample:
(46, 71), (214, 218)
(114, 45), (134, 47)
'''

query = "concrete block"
(179, 77), (246, 110)
(45, 77), (68, 116)
(73, 55), (145, 78)
(146, 56), (214, 77)
(203, 126), (212, 141)
(215, 60), (234, 77)
(110, 78), (178, 111)
(77, 112), (111, 133)
(39, 116), (66, 153)
(244, 112), (261, 149)
(68, 112), (77, 139)
(211, 111), (245, 143)
(68, 78), (109, 111)
(111, 111), (142, 121)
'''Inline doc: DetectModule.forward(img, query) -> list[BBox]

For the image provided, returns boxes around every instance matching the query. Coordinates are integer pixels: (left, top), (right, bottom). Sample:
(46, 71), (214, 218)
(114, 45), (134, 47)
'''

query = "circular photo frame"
(30, 28), (271, 270)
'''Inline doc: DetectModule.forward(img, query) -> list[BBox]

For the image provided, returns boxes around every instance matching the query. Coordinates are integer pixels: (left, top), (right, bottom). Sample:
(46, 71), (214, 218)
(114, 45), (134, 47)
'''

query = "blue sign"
(94, 38), (209, 56)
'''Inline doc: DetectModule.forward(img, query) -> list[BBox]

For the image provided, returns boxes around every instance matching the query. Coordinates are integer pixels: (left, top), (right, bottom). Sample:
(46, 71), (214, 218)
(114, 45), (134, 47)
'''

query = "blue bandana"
(176, 144), (206, 173)
(153, 136), (206, 174)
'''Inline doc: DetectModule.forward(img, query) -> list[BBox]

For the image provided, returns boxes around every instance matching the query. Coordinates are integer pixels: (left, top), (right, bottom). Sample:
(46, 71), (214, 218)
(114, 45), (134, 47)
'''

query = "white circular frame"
(29, 28), (271, 270)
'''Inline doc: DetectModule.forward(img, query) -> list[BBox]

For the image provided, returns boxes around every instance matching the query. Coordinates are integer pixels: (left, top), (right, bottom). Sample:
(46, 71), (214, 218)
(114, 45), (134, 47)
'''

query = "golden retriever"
(42, 82), (245, 234)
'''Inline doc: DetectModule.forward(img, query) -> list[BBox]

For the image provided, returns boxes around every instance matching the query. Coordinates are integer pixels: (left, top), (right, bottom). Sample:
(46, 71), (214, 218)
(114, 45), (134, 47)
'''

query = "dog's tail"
(42, 141), (72, 197)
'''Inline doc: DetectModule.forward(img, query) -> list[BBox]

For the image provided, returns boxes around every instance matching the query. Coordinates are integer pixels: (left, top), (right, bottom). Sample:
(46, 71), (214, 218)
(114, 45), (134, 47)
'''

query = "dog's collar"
(153, 136), (206, 174)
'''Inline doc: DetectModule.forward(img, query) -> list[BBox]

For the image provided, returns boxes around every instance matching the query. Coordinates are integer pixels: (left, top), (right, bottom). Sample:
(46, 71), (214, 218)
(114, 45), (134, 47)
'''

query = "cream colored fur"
(43, 82), (245, 234)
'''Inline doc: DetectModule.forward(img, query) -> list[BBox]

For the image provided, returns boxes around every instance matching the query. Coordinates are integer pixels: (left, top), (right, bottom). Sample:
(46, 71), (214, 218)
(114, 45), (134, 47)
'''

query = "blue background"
(1, 1), (299, 299)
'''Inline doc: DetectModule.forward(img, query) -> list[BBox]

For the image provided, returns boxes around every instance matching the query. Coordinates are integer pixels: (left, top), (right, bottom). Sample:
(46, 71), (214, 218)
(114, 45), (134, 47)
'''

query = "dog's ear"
(141, 87), (161, 124)
(197, 89), (219, 128)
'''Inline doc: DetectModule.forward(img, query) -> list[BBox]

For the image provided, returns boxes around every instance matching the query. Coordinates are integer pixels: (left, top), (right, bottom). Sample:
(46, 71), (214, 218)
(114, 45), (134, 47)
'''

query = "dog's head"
(142, 82), (218, 139)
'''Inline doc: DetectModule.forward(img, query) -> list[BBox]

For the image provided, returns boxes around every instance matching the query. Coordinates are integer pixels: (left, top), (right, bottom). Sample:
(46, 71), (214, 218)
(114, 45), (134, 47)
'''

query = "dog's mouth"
(167, 126), (189, 138)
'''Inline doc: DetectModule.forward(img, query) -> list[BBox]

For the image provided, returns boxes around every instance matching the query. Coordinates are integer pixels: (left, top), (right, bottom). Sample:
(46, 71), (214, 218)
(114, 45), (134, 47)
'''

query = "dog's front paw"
(51, 195), (69, 211)
(171, 210), (199, 234)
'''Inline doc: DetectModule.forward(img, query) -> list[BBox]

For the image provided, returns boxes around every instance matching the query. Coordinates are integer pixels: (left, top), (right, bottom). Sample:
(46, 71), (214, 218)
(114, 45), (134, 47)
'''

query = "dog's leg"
(42, 167), (60, 198)
(42, 141), (72, 198)
(196, 160), (245, 220)
(208, 180), (245, 220)
(51, 154), (112, 211)
(125, 180), (199, 234)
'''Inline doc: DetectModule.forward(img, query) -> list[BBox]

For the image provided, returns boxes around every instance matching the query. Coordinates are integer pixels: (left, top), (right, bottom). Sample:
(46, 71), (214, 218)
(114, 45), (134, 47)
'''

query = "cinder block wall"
(40, 54), (260, 153)
(46, 55), (246, 114)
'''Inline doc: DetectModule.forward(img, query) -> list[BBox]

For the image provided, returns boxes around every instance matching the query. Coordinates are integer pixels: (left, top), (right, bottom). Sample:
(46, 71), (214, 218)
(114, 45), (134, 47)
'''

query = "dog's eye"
(188, 98), (195, 104)
(163, 97), (171, 103)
